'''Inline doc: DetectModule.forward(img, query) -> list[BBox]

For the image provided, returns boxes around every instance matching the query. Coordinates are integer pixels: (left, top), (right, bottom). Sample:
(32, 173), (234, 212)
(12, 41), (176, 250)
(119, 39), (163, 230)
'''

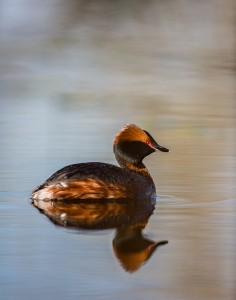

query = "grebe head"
(113, 124), (169, 167)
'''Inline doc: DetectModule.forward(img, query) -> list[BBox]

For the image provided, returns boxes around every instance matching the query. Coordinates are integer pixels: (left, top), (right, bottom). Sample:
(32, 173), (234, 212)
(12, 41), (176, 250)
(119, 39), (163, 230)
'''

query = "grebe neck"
(115, 155), (151, 178)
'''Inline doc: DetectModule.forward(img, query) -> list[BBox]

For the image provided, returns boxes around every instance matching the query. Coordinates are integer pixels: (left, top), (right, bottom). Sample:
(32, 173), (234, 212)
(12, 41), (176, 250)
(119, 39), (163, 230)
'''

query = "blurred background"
(0, 1), (235, 300)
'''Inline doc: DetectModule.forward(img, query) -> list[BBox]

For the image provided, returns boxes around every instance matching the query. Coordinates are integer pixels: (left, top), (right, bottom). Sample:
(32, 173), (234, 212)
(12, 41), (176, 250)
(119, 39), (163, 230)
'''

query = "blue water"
(1, 1), (235, 299)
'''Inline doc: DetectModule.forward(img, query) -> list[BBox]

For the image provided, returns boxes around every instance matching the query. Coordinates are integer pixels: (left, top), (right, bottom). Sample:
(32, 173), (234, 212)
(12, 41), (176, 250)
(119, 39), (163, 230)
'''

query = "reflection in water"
(113, 226), (168, 273)
(33, 197), (168, 273)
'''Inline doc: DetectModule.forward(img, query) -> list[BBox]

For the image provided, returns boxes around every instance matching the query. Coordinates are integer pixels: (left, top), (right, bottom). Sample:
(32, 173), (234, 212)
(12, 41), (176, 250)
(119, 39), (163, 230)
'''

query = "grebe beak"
(153, 143), (169, 152)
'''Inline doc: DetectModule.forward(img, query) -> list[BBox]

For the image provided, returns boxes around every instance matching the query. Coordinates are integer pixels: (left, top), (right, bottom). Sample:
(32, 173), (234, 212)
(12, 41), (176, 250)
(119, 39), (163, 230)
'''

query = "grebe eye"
(146, 141), (151, 146)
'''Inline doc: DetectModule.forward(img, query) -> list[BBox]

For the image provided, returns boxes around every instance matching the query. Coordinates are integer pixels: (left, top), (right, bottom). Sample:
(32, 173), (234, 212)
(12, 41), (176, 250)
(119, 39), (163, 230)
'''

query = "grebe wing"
(43, 162), (131, 185)
(32, 162), (135, 200)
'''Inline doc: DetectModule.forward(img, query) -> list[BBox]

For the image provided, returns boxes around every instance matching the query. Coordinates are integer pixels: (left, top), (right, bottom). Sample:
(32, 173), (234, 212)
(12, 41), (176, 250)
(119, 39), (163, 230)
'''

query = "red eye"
(146, 141), (151, 146)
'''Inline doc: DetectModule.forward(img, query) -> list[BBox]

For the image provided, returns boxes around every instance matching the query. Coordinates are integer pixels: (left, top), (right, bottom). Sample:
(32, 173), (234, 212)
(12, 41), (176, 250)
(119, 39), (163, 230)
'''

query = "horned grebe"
(31, 124), (169, 201)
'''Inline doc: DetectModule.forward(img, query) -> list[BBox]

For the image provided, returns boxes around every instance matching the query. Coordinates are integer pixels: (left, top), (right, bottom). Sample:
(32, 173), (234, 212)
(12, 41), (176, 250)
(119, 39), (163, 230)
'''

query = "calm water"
(0, 1), (235, 300)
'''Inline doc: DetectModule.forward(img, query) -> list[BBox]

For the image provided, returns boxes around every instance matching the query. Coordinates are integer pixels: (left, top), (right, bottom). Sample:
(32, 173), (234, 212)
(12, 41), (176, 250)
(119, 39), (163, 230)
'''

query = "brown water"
(0, 1), (235, 299)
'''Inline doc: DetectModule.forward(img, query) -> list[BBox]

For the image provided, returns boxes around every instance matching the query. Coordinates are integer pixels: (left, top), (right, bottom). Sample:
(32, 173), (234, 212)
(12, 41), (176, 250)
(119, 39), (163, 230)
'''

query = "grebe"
(31, 124), (169, 201)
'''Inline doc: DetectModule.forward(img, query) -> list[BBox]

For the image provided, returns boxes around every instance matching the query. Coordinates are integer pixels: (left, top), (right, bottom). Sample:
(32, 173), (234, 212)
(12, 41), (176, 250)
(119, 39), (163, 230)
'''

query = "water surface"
(0, 1), (235, 300)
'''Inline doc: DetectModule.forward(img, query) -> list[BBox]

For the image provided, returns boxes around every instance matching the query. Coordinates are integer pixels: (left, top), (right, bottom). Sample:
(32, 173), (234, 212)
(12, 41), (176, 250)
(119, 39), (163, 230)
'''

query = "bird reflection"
(32, 197), (168, 273)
